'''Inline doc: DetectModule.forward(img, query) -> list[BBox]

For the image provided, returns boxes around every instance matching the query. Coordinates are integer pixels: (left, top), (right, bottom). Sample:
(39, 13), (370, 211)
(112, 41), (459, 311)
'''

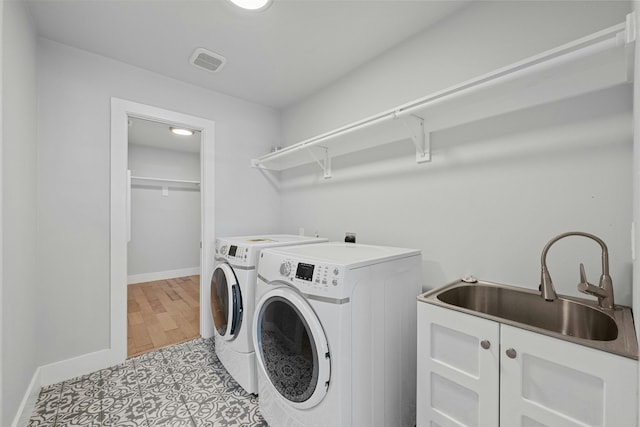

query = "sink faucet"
(540, 231), (614, 309)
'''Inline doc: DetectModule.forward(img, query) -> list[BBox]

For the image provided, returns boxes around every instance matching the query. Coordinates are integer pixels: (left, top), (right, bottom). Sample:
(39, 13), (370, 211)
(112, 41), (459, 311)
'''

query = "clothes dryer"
(210, 234), (327, 394)
(253, 242), (422, 426)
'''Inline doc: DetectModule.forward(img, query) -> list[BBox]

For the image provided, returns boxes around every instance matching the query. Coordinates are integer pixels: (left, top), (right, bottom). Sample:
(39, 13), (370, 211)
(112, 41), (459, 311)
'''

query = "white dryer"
(253, 242), (422, 427)
(210, 234), (327, 395)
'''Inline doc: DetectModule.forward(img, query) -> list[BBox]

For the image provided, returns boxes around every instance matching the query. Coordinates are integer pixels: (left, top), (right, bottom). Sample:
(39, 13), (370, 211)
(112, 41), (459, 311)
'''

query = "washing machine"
(252, 242), (422, 426)
(210, 234), (327, 395)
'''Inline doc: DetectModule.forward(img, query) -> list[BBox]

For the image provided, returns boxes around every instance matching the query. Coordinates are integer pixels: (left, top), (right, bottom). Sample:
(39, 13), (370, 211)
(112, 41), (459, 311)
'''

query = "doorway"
(127, 117), (202, 357)
(110, 98), (216, 364)
(127, 276), (200, 357)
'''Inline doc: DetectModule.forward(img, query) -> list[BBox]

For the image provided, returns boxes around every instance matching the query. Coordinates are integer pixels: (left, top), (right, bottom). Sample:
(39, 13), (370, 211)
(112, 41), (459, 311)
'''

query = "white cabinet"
(500, 324), (638, 427)
(417, 302), (639, 427)
(417, 301), (500, 426)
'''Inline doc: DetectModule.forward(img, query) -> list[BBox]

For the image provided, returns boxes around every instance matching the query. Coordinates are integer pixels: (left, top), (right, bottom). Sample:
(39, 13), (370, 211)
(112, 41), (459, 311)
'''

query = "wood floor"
(127, 275), (200, 358)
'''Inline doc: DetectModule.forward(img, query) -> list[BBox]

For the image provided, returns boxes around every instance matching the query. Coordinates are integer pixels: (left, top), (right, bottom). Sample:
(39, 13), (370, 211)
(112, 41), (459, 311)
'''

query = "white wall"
(2, 1), (38, 425)
(128, 145), (201, 277)
(36, 39), (281, 366)
(280, 1), (634, 304)
(283, 1), (631, 142)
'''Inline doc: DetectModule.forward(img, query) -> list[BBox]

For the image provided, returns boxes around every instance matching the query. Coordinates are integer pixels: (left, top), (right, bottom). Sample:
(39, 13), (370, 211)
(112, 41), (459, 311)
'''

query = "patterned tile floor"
(28, 338), (267, 426)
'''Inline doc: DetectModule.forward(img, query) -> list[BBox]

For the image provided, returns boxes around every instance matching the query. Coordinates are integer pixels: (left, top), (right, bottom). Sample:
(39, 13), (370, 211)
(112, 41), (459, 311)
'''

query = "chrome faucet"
(540, 231), (614, 309)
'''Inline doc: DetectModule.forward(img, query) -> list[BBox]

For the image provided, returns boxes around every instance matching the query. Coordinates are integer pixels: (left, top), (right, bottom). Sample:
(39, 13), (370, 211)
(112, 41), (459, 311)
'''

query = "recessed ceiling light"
(170, 127), (194, 136)
(227, 0), (272, 11)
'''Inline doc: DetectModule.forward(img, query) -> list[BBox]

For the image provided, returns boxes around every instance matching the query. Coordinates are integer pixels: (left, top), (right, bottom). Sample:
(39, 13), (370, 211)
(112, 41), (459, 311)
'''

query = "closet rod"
(398, 27), (625, 119)
(131, 175), (200, 185)
(258, 21), (628, 164)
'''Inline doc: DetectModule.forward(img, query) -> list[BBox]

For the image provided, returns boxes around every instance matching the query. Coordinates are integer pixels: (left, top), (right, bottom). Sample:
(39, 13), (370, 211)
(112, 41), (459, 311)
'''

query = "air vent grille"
(190, 48), (226, 73)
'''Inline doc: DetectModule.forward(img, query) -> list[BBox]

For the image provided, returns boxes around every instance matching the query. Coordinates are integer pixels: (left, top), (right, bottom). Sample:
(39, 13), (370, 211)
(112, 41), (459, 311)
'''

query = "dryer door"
(254, 287), (330, 409)
(210, 263), (243, 340)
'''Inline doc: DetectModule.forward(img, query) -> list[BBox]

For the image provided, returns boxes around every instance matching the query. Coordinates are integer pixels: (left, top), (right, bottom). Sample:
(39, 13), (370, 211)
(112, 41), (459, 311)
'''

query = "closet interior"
(126, 117), (202, 357)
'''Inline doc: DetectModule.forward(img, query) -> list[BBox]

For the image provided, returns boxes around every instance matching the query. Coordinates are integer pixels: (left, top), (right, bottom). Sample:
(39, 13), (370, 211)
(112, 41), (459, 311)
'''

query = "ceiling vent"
(190, 48), (226, 73)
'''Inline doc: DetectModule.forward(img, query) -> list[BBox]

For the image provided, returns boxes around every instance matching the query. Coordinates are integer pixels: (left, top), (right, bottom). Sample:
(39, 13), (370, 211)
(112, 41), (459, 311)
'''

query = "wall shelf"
(251, 15), (636, 179)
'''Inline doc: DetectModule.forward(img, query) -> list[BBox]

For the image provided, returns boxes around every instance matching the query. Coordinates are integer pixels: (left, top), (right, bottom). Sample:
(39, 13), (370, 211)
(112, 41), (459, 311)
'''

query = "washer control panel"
(278, 259), (344, 292)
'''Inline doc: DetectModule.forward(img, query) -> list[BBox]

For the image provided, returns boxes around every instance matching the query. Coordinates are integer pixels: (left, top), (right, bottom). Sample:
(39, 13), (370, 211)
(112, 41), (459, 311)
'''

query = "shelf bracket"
(306, 146), (332, 179)
(399, 114), (431, 163)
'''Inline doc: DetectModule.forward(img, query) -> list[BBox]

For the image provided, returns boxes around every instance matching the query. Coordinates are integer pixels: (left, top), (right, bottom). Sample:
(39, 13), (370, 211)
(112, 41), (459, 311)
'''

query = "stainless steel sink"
(419, 279), (638, 359)
(436, 284), (618, 341)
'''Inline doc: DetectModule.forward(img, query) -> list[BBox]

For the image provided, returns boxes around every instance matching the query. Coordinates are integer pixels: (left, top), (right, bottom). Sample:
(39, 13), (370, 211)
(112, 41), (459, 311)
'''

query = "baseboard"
(12, 367), (41, 427)
(39, 348), (118, 387)
(127, 267), (200, 285)
(12, 348), (120, 426)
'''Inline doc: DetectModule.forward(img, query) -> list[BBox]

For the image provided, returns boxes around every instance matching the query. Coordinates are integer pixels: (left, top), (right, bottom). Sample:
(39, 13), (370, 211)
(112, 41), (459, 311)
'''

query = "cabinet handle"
(480, 340), (491, 350)
(506, 348), (517, 359)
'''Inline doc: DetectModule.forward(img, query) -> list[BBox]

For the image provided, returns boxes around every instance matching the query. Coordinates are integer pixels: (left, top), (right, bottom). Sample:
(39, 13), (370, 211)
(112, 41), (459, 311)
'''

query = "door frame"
(110, 98), (215, 363)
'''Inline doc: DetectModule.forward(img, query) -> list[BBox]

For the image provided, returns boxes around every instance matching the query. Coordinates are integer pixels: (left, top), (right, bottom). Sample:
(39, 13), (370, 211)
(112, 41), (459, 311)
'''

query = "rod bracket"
(306, 146), (332, 179)
(626, 12), (637, 44)
(624, 12), (636, 82)
(399, 114), (431, 163)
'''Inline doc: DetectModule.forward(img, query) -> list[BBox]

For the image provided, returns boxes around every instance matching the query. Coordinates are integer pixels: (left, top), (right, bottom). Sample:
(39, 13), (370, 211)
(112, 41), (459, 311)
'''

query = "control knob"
(279, 261), (292, 276)
(220, 245), (228, 255)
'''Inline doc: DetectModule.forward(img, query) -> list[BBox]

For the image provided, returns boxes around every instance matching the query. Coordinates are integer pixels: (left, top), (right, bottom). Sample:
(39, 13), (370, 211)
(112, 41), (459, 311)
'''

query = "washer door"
(210, 263), (243, 340)
(254, 286), (330, 409)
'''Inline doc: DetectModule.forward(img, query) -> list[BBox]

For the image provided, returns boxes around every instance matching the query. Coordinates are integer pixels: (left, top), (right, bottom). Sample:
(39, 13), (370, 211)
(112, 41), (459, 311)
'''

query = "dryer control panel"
(215, 240), (250, 267)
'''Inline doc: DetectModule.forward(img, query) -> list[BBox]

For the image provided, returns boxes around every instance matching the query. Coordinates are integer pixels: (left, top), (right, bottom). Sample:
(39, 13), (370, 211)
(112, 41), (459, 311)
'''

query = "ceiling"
(129, 117), (201, 154)
(26, 0), (470, 109)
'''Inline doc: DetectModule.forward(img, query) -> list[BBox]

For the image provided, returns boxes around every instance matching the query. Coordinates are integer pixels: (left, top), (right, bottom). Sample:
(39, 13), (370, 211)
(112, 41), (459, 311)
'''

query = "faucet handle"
(578, 263), (602, 296)
(579, 263), (588, 285)
(578, 263), (592, 294)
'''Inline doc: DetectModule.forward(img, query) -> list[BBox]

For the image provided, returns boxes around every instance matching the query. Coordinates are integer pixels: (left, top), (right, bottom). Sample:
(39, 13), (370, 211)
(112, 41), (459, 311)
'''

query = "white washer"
(210, 234), (327, 395)
(253, 242), (422, 426)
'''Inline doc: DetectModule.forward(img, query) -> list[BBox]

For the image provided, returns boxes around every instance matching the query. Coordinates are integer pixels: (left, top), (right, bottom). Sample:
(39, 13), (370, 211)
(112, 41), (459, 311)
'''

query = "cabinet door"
(500, 324), (638, 427)
(417, 303), (500, 427)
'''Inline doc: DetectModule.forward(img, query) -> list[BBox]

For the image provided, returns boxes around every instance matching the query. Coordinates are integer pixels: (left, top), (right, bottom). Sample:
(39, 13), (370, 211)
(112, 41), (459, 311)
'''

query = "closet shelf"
(251, 15), (636, 179)
(130, 175), (200, 186)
